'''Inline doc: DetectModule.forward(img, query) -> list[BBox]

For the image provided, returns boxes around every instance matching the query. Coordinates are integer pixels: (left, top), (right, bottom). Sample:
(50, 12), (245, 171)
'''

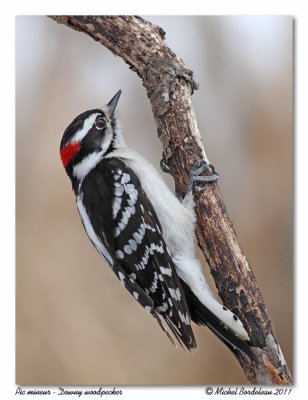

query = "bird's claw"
(160, 158), (171, 175)
(188, 160), (220, 193)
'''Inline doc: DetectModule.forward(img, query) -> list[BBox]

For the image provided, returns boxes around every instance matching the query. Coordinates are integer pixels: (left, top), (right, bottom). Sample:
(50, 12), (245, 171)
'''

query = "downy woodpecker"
(60, 90), (253, 359)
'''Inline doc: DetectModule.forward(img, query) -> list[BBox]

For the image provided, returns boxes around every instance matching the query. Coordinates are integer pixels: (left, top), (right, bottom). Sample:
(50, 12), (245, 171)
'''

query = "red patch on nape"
(60, 141), (80, 167)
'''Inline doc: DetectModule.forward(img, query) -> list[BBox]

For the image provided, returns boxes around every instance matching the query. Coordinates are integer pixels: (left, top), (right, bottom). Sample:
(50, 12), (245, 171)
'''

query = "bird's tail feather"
(180, 279), (256, 362)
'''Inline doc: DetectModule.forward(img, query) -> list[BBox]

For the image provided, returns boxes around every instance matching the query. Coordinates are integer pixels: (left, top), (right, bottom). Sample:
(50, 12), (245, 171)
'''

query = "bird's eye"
(95, 117), (106, 130)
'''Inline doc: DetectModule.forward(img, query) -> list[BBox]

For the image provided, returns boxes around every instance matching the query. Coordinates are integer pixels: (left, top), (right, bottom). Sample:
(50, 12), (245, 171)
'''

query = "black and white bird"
(60, 90), (253, 358)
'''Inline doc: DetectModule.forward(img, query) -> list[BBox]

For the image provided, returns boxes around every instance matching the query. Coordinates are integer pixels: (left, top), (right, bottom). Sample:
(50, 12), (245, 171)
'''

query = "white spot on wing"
(125, 184), (138, 204)
(121, 173), (130, 184)
(135, 243), (165, 270)
(133, 231), (143, 244)
(129, 273), (136, 281)
(149, 272), (159, 293)
(115, 250), (124, 259)
(160, 266), (172, 277)
(128, 239), (137, 251)
(113, 204), (136, 237)
(124, 245), (132, 254)
(169, 287), (181, 301)
(141, 217), (156, 232)
(157, 302), (168, 312)
(114, 185), (124, 197)
(118, 271), (126, 286)
(178, 311), (189, 324)
(112, 197), (122, 219)
(113, 178), (138, 238)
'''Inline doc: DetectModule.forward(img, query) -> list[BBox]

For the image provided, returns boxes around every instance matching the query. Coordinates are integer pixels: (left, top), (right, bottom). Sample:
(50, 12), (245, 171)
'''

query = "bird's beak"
(107, 90), (122, 118)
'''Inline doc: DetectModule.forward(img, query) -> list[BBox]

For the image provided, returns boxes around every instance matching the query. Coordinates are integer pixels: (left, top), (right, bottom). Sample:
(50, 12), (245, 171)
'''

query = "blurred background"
(16, 16), (293, 385)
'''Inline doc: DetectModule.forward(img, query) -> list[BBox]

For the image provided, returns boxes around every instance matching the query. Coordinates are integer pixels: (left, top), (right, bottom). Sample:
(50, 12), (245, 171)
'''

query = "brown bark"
(49, 15), (292, 384)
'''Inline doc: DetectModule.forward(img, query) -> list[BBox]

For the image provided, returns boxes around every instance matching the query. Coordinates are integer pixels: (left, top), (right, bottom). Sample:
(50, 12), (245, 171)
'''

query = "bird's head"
(60, 90), (123, 181)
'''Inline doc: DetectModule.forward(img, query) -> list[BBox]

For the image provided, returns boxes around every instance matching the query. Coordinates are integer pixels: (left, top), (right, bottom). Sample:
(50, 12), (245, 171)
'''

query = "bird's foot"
(188, 160), (220, 193)
(160, 158), (171, 175)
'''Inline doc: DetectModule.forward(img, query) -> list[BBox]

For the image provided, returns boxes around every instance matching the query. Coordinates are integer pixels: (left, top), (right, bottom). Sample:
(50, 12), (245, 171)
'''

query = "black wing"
(79, 157), (196, 350)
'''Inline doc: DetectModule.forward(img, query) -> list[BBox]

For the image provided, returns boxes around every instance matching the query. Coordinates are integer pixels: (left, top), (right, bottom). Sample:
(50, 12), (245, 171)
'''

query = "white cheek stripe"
(76, 195), (113, 266)
(73, 151), (104, 181)
(72, 113), (100, 143)
(149, 272), (159, 293)
(73, 126), (114, 182)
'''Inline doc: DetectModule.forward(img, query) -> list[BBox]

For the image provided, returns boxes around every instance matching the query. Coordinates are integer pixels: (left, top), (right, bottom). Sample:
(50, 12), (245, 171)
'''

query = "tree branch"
(50, 15), (292, 384)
